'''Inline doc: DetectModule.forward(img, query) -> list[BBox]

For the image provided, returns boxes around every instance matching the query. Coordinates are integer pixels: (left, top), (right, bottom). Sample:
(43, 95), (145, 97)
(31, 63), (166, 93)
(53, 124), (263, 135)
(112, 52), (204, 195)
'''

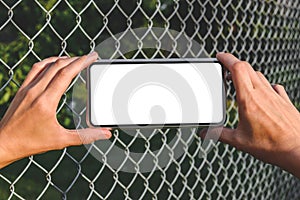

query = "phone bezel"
(87, 58), (226, 128)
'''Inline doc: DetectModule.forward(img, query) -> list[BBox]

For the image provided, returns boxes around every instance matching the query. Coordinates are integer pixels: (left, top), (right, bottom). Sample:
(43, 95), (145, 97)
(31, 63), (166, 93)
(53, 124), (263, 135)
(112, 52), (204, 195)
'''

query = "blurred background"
(0, 0), (299, 199)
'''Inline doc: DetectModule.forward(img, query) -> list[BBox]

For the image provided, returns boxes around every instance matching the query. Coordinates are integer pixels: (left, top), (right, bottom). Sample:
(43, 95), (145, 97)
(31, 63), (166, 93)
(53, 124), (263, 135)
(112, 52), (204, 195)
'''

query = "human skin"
(201, 53), (300, 178)
(0, 52), (299, 179)
(0, 52), (111, 168)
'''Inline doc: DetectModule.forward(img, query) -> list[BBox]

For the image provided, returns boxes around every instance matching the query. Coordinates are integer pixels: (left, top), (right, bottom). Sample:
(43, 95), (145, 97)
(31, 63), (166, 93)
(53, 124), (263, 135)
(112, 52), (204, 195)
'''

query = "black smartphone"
(87, 59), (226, 128)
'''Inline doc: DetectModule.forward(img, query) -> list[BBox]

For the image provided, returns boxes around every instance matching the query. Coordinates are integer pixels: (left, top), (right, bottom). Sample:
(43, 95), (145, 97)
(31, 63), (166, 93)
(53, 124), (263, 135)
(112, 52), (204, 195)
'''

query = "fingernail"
(102, 127), (112, 131)
(88, 51), (98, 59)
(103, 129), (112, 139)
(86, 51), (98, 63)
(216, 52), (225, 56)
(88, 51), (98, 57)
(96, 130), (112, 140)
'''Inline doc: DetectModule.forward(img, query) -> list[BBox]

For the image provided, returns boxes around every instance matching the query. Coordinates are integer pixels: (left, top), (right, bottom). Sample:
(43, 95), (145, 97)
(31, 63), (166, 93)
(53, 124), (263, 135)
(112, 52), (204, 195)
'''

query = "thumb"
(65, 128), (112, 146)
(200, 127), (236, 146)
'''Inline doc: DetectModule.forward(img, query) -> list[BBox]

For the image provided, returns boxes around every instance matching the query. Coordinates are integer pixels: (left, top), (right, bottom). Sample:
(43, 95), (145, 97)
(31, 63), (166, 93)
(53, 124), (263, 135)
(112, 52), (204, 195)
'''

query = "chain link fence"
(0, 0), (299, 199)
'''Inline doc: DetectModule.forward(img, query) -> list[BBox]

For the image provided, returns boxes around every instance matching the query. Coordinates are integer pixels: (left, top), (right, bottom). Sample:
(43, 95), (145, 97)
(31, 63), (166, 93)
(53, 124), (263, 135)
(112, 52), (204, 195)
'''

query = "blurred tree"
(0, 0), (176, 198)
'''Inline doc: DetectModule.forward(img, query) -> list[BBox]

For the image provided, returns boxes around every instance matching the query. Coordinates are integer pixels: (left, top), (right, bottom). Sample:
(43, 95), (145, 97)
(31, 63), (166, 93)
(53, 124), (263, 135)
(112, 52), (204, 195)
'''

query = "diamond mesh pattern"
(0, 0), (299, 199)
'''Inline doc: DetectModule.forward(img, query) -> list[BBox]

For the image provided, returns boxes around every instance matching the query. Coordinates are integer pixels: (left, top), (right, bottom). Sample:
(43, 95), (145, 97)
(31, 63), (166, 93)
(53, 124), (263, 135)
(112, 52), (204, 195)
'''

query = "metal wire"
(0, 0), (299, 199)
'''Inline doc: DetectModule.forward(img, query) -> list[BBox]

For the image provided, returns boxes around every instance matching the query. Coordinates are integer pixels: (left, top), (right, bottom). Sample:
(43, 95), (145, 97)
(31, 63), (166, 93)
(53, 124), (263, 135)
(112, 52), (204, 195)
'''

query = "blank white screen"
(89, 62), (224, 126)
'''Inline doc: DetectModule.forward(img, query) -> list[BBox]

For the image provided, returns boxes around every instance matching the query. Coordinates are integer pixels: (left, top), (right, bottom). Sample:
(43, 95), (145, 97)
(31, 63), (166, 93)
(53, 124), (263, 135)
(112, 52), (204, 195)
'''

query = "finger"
(45, 52), (98, 105)
(272, 84), (292, 103)
(217, 53), (261, 87)
(65, 128), (112, 146)
(200, 127), (238, 147)
(28, 57), (79, 93)
(217, 53), (254, 99)
(20, 56), (66, 89)
(256, 71), (274, 90)
(216, 53), (241, 71)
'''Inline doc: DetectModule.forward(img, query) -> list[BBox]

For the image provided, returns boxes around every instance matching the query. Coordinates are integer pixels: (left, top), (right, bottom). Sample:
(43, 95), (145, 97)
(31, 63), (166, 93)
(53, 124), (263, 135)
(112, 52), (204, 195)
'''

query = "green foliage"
(0, 1), (176, 198)
(0, 0), (298, 198)
(0, 175), (60, 199)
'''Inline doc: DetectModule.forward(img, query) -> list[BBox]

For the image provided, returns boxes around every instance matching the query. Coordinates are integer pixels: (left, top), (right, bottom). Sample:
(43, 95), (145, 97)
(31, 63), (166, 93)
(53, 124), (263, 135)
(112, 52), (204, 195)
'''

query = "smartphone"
(87, 59), (226, 128)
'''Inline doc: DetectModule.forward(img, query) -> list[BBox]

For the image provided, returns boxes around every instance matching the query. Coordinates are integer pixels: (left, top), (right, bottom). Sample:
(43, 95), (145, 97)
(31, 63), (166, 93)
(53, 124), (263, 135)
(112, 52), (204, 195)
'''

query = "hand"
(202, 53), (300, 178)
(0, 52), (111, 168)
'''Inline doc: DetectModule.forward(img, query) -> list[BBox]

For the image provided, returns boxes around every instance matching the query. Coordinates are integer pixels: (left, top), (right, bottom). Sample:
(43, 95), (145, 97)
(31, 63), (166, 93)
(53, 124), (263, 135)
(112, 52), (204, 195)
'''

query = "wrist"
(285, 146), (300, 178)
(0, 129), (20, 168)
(279, 115), (300, 178)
